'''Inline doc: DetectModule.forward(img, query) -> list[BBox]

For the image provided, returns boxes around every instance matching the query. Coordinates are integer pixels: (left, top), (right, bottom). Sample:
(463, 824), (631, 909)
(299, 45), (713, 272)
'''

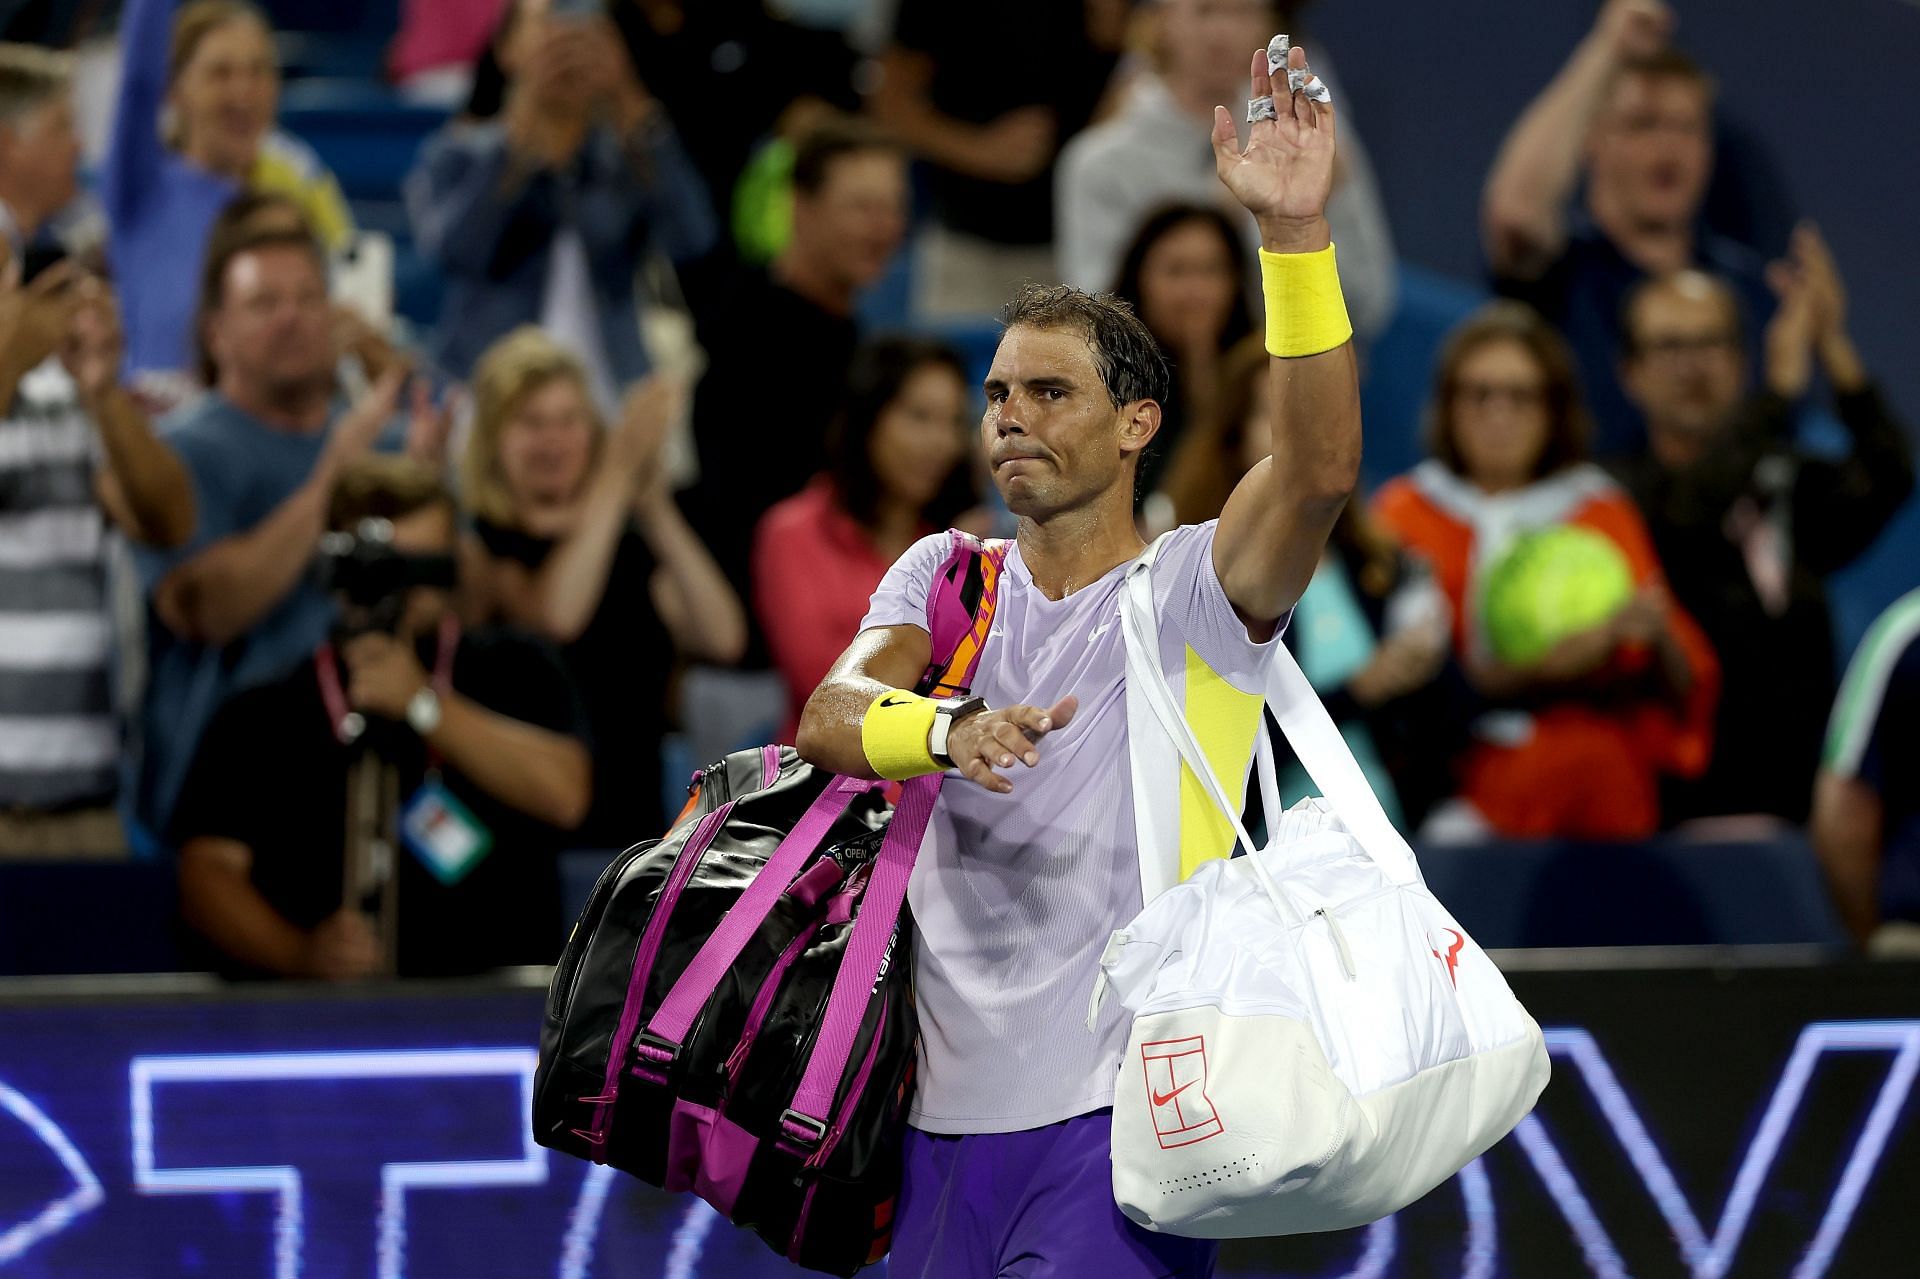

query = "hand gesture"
(300, 909), (382, 982)
(1763, 255), (1818, 400)
(944, 696), (1079, 794)
(404, 378), (458, 468)
(321, 366), (407, 480)
(1349, 623), (1448, 708)
(1609, 585), (1670, 648)
(973, 106), (1057, 184)
(1786, 221), (1848, 345)
(0, 257), (84, 375)
(342, 631), (430, 721)
(1594, 0), (1674, 61)
(60, 275), (125, 402)
(608, 374), (680, 501)
(1211, 42), (1336, 249)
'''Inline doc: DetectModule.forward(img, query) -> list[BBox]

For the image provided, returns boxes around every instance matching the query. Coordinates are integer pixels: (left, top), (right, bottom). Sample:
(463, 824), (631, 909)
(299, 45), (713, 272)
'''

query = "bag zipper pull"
(1315, 908), (1357, 979)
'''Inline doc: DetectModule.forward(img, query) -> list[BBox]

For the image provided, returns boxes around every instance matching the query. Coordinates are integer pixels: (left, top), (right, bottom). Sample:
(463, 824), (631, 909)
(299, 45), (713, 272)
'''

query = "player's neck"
(1015, 496), (1146, 602)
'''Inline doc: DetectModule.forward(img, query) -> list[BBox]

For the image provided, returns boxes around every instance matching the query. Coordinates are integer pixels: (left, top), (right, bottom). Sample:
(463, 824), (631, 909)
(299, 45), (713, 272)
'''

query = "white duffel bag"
(1094, 542), (1550, 1239)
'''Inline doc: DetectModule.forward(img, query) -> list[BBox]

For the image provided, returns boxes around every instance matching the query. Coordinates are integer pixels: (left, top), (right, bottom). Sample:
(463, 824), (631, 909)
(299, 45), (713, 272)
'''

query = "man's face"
(1588, 72), (1712, 229)
(1158, 0), (1273, 97)
(1620, 283), (1745, 439)
(790, 150), (909, 293)
(982, 325), (1153, 520)
(206, 245), (335, 395)
(0, 96), (81, 218)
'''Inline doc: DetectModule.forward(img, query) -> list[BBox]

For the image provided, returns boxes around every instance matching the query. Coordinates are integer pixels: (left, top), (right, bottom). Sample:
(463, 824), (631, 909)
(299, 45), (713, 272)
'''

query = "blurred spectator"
(131, 223), (404, 837)
(461, 2), (862, 221)
(1612, 243), (1913, 827)
(462, 327), (743, 847)
(0, 43), (80, 263)
(684, 118), (908, 636)
(753, 337), (974, 742)
(1057, 1), (1396, 341)
(1482, 0), (1775, 455)
(406, 0), (717, 409)
(871, 0), (1125, 316)
(1372, 301), (1719, 841)
(1814, 586), (1920, 953)
(0, 196), (195, 856)
(1110, 203), (1252, 499)
(173, 455), (591, 979)
(390, 0), (512, 105)
(105, 0), (355, 396)
(1154, 335), (1462, 826)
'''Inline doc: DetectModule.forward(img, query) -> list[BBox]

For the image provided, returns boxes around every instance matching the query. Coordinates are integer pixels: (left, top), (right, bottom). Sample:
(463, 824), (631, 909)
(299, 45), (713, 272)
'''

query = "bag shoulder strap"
(923, 530), (1008, 697)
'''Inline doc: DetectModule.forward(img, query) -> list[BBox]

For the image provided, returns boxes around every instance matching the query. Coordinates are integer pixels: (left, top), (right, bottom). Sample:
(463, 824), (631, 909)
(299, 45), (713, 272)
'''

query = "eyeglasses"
(1451, 381), (1546, 411)
(1633, 332), (1740, 361)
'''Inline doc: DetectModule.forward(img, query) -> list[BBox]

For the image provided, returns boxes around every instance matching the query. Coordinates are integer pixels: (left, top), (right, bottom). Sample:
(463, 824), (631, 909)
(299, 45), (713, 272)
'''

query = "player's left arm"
(1210, 43), (1361, 633)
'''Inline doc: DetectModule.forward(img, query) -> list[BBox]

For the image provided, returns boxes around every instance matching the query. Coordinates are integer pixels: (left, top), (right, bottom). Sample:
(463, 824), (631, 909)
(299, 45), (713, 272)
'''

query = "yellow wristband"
(861, 689), (942, 781)
(1260, 242), (1353, 358)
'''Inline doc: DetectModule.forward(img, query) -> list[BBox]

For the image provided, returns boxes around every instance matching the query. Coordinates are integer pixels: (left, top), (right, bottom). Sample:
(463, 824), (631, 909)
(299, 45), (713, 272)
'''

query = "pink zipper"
(579, 800), (737, 1152)
(722, 919), (823, 1086)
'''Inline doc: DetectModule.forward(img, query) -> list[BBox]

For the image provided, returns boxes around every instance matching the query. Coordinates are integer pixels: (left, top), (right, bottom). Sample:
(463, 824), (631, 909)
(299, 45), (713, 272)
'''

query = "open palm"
(1211, 44), (1336, 231)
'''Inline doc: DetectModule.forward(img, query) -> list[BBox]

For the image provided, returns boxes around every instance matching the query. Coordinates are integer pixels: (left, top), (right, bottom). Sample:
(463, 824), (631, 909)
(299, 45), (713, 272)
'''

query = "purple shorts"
(889, 1109), (1218, 1279)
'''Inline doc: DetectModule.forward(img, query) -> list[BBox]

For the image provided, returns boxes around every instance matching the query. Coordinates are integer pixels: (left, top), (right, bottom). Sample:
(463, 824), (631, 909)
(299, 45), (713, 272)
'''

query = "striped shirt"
(0, 360), (116, 809)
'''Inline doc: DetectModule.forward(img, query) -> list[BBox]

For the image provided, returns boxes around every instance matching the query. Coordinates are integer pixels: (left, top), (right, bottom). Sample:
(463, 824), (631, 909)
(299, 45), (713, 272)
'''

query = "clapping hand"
(1211, 41), (1337, 252)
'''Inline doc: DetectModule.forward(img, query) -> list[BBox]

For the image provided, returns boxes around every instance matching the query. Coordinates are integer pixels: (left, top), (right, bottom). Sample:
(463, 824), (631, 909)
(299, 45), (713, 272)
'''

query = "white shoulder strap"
(1120, 538), (1421, 890)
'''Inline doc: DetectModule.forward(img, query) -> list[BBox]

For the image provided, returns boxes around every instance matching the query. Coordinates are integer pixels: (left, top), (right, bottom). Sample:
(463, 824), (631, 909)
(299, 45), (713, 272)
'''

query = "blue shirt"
(1494, 218), (1776, 458)
(130, 395), (339, 834)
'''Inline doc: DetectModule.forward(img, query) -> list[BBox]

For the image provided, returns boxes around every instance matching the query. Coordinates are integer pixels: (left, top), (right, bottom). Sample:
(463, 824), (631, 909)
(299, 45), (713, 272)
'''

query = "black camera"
(316, 519), (457, 637)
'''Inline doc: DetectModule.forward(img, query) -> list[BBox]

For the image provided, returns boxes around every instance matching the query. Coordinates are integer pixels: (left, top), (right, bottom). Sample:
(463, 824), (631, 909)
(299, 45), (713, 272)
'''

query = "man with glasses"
(1610, 235), (1913, 825)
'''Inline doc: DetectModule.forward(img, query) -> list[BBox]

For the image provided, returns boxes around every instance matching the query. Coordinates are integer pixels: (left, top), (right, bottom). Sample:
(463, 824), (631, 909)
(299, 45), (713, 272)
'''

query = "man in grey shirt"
(799, 39), (1361, 1279)
(1057, 0), (1397, 341)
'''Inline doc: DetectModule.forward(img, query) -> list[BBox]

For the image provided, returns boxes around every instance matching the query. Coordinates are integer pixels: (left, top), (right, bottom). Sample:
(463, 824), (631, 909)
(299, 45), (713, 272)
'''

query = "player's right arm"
(797, 626), (1076, 795)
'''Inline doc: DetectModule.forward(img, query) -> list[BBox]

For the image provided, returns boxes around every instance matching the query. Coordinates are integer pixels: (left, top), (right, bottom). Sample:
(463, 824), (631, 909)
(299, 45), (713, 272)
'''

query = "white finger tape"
(1267, 33), (1333, 104)
(1247, 96), (1278, 123)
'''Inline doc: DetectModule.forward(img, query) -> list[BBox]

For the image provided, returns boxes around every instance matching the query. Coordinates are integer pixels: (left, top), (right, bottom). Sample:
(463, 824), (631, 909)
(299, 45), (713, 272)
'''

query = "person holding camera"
(0, 46), (197, 857)
(172, 455), (591, 980)
(131, 222), (407, 840)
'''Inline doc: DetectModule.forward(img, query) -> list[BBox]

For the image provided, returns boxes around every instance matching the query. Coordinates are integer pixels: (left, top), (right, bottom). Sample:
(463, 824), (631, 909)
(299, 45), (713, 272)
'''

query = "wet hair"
(1424, 300), (1591, 482)
(827, 337), (973, 528)
(1000, 284), (1171, 409)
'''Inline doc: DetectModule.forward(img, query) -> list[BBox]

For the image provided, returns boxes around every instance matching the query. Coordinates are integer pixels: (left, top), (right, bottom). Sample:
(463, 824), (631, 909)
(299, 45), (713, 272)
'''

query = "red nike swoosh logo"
(1150, 1080), (1195, 1108)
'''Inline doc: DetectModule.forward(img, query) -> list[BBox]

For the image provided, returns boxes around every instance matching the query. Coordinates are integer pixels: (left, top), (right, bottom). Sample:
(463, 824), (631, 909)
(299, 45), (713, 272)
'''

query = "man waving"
(798, 39), (1359, 1278)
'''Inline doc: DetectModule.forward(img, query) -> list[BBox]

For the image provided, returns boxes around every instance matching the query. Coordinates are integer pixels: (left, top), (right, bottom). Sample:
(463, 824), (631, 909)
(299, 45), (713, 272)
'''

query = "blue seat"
(279, 82), (449, 203)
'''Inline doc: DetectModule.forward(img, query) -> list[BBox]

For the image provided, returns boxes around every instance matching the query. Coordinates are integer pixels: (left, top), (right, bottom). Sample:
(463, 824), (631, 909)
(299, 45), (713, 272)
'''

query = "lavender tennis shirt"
(860, 522), (1282, 1134)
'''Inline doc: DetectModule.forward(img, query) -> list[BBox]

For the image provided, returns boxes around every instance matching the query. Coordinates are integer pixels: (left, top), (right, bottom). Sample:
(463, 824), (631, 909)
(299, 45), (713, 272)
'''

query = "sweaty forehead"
(987, 324), (1102, 385)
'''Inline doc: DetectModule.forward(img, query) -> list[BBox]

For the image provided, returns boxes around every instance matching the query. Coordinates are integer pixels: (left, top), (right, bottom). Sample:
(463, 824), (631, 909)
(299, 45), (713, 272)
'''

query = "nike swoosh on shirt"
(1150, 1080), (1195, 1108)
(1087, 618), (1116, 642)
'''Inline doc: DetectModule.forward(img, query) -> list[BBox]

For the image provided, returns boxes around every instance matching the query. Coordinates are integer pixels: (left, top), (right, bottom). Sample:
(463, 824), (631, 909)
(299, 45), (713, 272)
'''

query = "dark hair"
(1110, 203), (1254, 354)
(1617, 268), (1745, 357)
(827, 337), (973, 528)
(1424, 301), (1591, 482)
(329, 455), (455, 532)
(1613, 47), (1718, 103)
(791, 116), (901, 196)
(1001, 284), (1170, 409)
(194, 202), (325, 385)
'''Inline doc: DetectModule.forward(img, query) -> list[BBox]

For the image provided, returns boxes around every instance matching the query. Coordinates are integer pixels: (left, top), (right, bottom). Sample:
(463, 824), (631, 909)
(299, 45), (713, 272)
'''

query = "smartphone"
(20, 244), (68, 284)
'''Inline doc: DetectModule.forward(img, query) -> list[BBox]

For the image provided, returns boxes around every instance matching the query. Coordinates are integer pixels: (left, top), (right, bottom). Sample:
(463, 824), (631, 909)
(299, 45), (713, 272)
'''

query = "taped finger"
(1247, 95), (1278, 123)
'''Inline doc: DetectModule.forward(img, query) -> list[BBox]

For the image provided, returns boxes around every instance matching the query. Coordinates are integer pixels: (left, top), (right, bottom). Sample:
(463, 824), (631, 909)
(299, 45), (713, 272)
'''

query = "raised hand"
(1211, 41), (1336, 251)
(322, 366), (407, 481)
(1594, 0), (1674, 61)
(60, 276), (125, 402)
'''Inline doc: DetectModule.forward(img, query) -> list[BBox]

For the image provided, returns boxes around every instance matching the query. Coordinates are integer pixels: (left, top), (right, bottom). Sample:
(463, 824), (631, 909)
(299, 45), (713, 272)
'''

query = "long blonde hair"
(461, 326), (604, 527)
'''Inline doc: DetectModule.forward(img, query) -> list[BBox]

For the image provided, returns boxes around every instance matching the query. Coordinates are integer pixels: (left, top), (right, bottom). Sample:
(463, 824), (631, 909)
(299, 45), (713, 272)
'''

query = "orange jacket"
(1373, 463), (1720, 838)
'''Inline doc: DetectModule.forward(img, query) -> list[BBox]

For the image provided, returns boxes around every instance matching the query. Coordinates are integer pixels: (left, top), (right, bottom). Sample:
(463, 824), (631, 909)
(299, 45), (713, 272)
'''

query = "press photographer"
(173, 455), (591, 981)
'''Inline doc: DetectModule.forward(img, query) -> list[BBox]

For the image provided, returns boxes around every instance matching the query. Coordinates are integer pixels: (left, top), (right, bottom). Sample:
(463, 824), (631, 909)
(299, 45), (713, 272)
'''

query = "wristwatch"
(928, 695), (988, 769)
(405, 686), (443, 736)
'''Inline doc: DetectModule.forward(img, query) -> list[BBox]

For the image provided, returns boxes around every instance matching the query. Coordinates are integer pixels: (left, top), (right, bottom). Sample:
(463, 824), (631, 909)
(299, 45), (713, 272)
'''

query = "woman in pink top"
(753, 338), (976, 741)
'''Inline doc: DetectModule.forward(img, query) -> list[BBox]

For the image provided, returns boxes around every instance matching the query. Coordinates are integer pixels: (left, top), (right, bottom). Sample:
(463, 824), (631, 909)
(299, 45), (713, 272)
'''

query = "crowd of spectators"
(1, 0), (1915, 974)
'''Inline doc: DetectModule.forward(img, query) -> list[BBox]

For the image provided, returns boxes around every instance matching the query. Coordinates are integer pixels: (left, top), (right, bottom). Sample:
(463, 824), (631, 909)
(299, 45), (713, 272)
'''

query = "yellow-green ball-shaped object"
(1480, 524), (1635, 666)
